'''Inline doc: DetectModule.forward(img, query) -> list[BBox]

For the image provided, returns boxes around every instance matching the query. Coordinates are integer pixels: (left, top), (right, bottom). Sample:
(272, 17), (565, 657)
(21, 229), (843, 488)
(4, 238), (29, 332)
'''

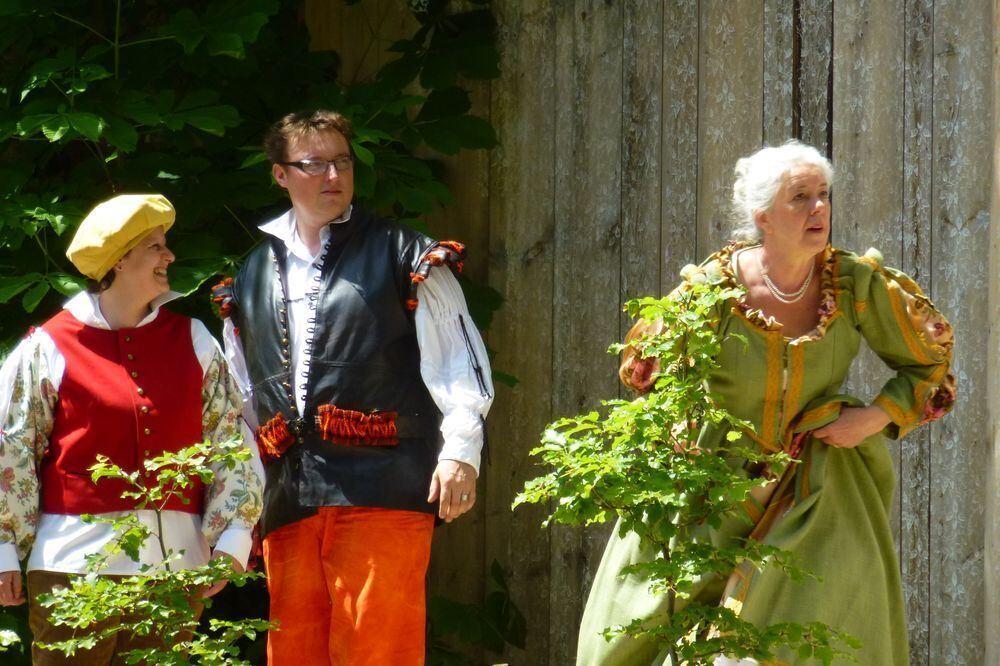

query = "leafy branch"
(515, 270), (858, 665)
(36, 439), (271, 665)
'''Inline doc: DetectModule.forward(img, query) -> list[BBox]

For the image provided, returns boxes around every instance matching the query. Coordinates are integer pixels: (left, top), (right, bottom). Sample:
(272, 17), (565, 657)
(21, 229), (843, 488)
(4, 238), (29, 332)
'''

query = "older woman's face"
(756, 164), (830, 256)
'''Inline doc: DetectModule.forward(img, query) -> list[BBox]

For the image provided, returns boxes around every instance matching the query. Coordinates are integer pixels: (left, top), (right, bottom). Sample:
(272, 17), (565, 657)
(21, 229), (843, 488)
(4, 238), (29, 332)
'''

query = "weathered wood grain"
(987, 7), (1000, 660)
(928, 0), (992, 663)
(900, 2), (934, 663)
(550, 2), (624, 663)
(697, 1), (764, 255)
(763, 0), (794, 145)
(622, 0), (664, 311)
(484, 2), (557, 662)
(796, 0), (833, 152)
(660, 0), (700, 293)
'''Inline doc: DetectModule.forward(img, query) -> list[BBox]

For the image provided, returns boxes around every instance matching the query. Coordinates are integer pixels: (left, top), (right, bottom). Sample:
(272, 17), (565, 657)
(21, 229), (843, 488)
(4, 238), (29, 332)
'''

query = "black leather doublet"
(230, 207), (442, 535)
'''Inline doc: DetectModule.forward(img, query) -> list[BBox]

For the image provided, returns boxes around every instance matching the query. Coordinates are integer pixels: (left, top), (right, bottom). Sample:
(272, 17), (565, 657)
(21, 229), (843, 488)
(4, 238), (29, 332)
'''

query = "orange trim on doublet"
(741, 498), (764, 523)
(885, 280), (933, 366)
(876, 363), (950, 438)
(780, 344), (805, 450)
(744, 428), (781, 453)
(873, 394), (909, 429)
(790, 401), (842, 436)
(760, 332), (785, 446)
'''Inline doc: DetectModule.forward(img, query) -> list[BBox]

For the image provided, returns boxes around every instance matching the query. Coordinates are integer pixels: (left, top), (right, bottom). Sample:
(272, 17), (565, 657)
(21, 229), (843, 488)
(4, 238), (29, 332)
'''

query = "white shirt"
(0, 291), (263, 574)
(223, 207), (494, 473)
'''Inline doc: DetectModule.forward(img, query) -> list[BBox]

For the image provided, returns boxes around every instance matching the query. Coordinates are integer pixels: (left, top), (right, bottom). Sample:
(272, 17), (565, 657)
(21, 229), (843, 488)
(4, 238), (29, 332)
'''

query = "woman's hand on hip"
(813, 405), (892, 449)
(0, 570), (25, 606)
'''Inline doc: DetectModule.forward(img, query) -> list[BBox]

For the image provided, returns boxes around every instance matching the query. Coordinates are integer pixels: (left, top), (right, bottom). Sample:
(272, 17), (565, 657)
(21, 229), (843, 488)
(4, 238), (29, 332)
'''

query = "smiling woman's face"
(755, 164), (831, 258)
(116, 226), (175, 303)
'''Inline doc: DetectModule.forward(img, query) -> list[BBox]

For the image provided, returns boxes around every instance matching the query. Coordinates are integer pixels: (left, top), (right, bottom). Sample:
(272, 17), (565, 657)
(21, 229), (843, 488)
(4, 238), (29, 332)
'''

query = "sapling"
(516, 268), (859, 665)
(36, 439), (271, 665)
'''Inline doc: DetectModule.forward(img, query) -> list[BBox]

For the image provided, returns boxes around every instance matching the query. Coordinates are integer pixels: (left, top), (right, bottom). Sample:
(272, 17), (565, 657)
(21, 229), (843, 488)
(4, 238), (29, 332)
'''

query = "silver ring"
(460, 493), (470, 501)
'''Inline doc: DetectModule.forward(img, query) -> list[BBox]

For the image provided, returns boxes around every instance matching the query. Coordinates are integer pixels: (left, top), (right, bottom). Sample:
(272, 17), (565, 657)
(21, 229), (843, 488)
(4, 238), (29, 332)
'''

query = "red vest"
(39, 308), (205, 515)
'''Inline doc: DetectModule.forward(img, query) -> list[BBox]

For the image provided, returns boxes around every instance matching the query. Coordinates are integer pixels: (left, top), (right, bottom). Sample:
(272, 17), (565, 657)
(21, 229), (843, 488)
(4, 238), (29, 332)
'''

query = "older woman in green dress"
(577, 141), (955, 666)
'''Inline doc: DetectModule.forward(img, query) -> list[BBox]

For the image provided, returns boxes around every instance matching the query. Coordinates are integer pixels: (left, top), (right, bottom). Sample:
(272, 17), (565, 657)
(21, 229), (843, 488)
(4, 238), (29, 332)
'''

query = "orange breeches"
(263, 506), (435, 665)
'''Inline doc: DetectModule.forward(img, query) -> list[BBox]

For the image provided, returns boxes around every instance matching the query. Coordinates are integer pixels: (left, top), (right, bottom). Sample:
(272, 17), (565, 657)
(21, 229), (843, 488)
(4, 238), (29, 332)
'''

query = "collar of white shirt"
(258, 205), (354, 263)
(64, 290), (182, 330)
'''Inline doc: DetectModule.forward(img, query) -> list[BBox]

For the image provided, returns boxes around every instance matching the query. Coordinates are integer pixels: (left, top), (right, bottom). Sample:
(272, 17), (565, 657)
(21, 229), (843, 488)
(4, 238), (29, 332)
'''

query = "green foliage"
(0, 0), (502, 352)
(427, 559), (526, 665)
(35, 439), (271, 664)
(515, 275), (858, 665)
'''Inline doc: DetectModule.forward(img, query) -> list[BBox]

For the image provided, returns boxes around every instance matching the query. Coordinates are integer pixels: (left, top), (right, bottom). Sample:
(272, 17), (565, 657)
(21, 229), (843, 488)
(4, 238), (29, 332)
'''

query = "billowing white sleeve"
(414, 266), (494, 476)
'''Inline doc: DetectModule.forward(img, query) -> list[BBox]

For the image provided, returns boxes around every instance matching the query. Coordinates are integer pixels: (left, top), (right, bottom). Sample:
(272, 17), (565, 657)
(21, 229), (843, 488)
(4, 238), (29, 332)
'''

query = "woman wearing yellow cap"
(0, 194), (264, 663)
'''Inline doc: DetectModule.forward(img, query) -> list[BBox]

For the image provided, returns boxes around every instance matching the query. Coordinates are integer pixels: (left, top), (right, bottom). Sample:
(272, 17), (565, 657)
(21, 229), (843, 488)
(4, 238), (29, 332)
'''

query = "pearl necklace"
(756, 249), (813, 304)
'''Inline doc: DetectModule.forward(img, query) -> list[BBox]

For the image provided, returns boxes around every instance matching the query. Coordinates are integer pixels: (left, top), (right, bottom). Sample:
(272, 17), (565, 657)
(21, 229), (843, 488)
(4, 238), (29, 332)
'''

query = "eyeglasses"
(282, 156), (354, 176)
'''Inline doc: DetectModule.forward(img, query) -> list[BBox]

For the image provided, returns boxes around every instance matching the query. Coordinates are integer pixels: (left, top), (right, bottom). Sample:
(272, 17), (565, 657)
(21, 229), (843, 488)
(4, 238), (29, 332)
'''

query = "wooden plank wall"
(305, 1), (995, 664)
(987, 5), (1000, 663)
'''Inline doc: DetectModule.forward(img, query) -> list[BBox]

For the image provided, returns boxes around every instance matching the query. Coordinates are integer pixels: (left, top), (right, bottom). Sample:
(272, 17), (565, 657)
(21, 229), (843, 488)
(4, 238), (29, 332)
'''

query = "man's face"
(271, 130), (355, 224)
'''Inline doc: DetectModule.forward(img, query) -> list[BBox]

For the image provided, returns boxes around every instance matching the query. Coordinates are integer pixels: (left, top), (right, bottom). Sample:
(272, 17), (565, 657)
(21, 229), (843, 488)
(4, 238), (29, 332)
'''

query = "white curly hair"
(730, 140), (834, 242)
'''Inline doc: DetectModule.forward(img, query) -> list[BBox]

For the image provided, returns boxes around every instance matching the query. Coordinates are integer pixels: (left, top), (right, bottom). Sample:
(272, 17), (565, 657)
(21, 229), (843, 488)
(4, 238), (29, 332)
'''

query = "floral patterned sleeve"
(199, 345), (264, 550)
(852, 249), (956, 439)
(0, 331), (59, 561)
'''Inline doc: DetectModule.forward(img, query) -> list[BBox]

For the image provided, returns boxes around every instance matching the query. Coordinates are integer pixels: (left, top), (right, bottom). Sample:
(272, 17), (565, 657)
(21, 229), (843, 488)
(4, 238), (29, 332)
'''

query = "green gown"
(576, 244), (956, 666)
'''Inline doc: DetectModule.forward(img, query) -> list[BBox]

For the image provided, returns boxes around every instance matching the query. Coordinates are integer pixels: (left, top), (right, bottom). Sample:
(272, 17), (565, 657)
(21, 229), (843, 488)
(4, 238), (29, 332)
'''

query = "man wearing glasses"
(214, 110), (492, 665)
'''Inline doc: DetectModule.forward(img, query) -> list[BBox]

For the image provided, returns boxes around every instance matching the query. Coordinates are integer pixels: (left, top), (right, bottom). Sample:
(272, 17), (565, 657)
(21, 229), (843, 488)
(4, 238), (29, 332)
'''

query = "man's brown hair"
(263, 110), (354, 164)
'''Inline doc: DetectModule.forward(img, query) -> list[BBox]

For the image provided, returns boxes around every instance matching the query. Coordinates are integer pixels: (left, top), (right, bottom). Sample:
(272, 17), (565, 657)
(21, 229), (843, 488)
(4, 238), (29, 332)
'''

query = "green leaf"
(417, 122), (462, 155)
(396, 185), (435, 214)
(167, 257), (229, 295)
(420, 52), (458, 89)
(491, 371), (518, 388)
(48, 273), (85, 297)
(206, 32), (245, 59)
(0, 273), (42, 303)
(40, 116), (70, 142)
(351, 141), (375, 167)
(101, 117), (138, 152)
(176, 90), (222, 111)
(240, 151), (268, 168)
(115, 92), (162, 126)
(170, 105), (240, 136)
(67, 112), (104, 141)
(21, 281), (49, 312)
(459, 44), (501, 80)
(159, 9), (204, 53)
(417, 87), (471, 121)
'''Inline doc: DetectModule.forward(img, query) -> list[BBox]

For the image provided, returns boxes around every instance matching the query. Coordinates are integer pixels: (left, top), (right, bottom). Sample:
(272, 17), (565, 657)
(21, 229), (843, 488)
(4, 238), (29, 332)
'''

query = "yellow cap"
(67, 194), (176, 280)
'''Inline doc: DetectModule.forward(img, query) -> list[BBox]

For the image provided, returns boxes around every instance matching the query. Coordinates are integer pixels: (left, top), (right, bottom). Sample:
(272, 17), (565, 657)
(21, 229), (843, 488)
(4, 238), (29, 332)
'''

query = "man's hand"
(201, 550), (244, 599)
(0, 570), (24, 606)
(427, 460), (477, 523)
(813, 405), (892, 449)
